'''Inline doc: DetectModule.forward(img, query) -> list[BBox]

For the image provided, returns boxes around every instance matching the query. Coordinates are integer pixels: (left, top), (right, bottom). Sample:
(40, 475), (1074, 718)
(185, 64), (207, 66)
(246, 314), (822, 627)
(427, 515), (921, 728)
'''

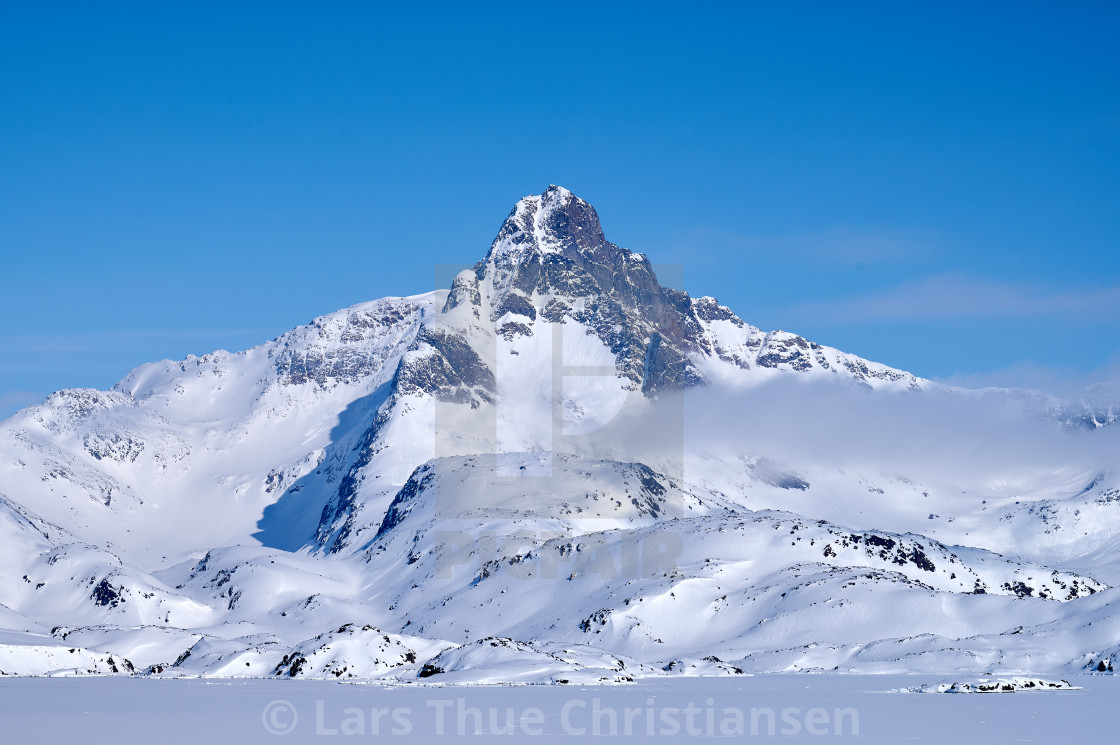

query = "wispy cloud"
(935, 358), (1120, 399)
(780, 273), (1120, 324)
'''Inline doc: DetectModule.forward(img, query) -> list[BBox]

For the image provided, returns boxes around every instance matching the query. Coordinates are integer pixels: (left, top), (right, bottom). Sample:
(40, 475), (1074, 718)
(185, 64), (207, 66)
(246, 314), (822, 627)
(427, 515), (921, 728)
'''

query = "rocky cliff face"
(475, 186), (704, 394)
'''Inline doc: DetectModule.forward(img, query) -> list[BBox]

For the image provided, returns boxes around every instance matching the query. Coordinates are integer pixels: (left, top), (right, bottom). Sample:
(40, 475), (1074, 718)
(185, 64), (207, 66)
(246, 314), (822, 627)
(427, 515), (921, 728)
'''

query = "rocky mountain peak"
(478, 186), (662, 305)
(492, 185), (608, 257)
(422, 187), (923, 411)
(417, 188), (708, 404)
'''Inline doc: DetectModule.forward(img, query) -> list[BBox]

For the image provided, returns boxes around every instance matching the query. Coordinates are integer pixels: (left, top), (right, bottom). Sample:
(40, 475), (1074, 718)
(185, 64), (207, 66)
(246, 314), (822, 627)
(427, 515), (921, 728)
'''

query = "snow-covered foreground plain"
(1, 675), (1115, 743)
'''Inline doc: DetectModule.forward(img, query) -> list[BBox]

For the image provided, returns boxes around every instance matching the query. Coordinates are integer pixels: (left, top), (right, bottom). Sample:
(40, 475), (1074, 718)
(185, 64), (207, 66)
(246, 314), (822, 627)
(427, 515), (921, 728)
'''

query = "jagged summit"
(489, 185), (609, 258)
(444, 186), (701, 394)
(481, 184), (649, 291)
(439, 186), (922, 399)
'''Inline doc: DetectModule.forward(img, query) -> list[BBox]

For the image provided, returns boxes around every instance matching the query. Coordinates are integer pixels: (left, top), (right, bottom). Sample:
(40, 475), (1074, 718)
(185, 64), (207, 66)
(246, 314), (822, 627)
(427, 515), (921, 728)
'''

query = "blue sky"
(2, 2), (1118, 417)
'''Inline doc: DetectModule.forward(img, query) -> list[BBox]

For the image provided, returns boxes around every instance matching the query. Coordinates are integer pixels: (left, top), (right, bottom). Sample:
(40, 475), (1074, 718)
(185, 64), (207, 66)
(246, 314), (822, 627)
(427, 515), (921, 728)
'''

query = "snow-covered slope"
(0, 293), (440, 563)
(0, 185), (1118, 682)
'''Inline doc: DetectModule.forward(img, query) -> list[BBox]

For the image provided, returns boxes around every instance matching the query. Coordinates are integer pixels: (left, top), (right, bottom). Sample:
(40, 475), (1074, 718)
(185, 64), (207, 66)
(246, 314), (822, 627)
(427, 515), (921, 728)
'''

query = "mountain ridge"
(0, 186), (1117, 682)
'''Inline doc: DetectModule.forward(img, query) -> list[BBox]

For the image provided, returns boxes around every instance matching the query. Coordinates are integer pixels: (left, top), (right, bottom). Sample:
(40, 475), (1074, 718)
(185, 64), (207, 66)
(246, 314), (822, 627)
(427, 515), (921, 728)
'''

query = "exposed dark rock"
(417, 663), (444, 678)
(90, 579), (125, 608)
(494, 291), (537, 321)
(394, 327), (495, 405)
(375, 465), (436, 539)
(275, 304), (424, 388)
(579, 608), (611, 633)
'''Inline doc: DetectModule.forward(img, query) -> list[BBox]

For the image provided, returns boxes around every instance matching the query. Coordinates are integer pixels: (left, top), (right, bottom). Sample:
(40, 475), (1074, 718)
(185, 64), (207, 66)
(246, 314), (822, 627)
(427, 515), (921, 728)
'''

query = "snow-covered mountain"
(1, 185), (1118, 681)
